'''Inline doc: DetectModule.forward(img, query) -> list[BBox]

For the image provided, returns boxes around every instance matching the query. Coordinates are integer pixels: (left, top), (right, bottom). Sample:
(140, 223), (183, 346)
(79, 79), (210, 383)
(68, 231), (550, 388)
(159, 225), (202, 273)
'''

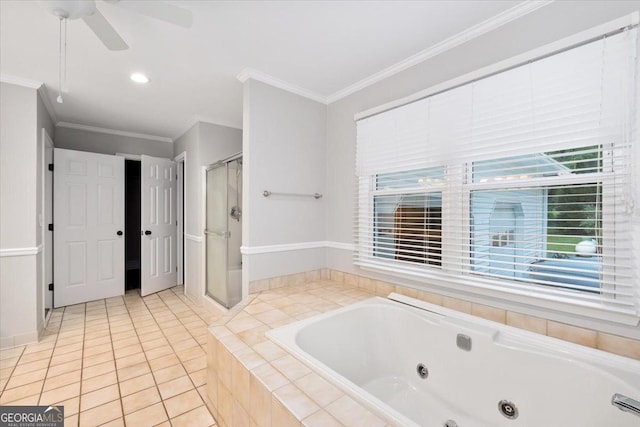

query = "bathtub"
(267, 293), (640, 427)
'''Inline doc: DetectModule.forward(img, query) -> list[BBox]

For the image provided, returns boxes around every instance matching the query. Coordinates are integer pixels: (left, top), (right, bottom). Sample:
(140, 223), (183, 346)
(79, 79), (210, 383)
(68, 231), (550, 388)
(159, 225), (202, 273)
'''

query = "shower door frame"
(204, 152), (242, 308)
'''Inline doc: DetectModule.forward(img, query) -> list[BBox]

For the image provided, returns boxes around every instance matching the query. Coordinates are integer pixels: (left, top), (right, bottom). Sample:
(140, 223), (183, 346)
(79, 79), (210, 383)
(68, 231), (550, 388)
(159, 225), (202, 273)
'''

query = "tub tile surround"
(210, 272), (638, 427)
(206, 280), (391, 427)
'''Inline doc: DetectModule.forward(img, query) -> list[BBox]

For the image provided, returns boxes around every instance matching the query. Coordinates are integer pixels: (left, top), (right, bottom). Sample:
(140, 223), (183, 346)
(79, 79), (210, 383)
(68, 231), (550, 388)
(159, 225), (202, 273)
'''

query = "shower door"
(205, 164), (229, 306)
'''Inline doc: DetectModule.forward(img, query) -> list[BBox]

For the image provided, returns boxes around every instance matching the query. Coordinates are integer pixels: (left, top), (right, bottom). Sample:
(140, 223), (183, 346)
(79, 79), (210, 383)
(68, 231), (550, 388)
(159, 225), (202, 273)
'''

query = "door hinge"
(48, 283), (54, 291)
(48, 224), (53, 231)
(48, 164), (54, 171)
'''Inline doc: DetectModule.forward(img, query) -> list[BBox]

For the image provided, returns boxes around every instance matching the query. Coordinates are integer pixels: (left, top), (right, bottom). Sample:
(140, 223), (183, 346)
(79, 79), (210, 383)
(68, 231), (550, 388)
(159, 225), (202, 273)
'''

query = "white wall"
(0, 82), (53, 348)
(55, 126), (173, 158)
(242, 80), (327, 283)
(324, 1), (640, 338)
(173, 121), (242, 302)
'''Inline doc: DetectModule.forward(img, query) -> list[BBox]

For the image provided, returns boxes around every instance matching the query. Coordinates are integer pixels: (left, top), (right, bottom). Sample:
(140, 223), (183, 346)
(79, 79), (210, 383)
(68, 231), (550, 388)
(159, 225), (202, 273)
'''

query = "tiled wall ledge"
(249, 269), (640, 360)
(248, 269), (329, 294)
(206, 281), (394, 427)
(324, 269), (640, 361)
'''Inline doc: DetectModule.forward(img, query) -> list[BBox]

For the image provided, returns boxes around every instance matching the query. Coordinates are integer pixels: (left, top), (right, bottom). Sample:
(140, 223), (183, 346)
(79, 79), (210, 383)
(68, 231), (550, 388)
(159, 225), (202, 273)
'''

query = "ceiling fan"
(40, 0), (193, 51)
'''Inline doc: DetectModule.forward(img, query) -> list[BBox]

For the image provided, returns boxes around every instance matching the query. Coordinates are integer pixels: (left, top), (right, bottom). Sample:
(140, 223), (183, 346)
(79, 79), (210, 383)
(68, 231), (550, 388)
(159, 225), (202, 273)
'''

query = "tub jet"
(499, 400), (519, 419)
(416, 363), (429, 379)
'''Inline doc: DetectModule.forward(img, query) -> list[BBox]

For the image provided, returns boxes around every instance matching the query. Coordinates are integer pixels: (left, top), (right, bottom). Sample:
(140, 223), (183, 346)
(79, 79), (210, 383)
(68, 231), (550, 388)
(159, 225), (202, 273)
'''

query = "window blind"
(355, 27), (638, 320)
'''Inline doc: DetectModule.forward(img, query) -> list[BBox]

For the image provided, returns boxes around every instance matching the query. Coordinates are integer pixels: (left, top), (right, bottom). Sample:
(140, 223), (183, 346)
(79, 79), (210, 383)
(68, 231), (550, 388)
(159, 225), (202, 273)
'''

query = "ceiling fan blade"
(113, 1), (193, 28)
(82, 9), (129, 51)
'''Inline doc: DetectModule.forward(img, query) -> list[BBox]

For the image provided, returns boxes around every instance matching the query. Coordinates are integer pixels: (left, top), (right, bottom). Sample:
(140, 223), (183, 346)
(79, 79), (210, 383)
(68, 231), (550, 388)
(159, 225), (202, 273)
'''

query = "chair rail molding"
(241, 241), (354, 255)
(0, 245), (43, 257)
(185, 234), (204, 243)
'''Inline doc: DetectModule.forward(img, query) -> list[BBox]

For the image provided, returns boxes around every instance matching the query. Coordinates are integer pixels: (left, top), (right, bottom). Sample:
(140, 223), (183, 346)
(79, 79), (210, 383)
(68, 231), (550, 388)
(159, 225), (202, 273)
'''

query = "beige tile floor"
(0, 286), (217, 427)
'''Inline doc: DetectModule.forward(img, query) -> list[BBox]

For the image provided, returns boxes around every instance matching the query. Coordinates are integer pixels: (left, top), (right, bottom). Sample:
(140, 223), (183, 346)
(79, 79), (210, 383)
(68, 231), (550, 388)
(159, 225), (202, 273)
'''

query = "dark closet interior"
(125, 160), (141, 290)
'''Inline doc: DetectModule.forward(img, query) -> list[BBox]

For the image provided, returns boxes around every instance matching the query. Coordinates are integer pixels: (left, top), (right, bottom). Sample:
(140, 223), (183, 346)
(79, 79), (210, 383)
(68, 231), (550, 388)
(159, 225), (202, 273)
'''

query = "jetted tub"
(267, 294), (640, 427)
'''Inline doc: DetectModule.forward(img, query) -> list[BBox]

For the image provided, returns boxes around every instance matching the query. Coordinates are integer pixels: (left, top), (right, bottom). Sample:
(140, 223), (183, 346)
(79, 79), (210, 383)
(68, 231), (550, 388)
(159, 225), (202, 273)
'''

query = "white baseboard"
(0, 330), (39, 349)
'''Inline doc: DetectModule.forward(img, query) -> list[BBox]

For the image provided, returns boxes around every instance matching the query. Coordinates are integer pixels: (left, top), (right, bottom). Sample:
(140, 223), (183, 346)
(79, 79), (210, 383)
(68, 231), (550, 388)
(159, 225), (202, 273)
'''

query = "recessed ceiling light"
(130, 73), (149, 84)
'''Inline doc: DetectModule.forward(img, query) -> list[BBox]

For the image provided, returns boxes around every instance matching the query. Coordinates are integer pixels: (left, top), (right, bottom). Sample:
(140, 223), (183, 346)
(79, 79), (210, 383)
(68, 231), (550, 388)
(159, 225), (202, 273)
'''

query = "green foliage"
(546, 145), (602, 241)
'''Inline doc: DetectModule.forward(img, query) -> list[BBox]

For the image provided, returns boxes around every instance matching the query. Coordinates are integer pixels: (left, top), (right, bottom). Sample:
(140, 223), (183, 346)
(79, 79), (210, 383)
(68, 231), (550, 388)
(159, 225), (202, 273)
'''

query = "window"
(355, 25), (638, 322)
(468, 146), (604, 292)
(373, 168), (444, 265)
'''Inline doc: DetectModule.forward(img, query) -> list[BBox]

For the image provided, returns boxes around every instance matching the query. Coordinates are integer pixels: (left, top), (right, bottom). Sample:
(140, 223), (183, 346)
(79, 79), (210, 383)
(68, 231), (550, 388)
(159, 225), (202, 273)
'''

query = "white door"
(54, 149), (124, 307)
(42, 130), (54, 312)
(141, 155), (177, 296)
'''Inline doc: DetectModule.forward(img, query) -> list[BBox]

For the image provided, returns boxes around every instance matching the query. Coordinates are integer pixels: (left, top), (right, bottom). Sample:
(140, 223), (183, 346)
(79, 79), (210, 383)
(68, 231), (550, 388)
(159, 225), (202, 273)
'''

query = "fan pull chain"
(57, 17), (63, 104)
(63, 18), (67, 92)
(56, 17), (68, 104)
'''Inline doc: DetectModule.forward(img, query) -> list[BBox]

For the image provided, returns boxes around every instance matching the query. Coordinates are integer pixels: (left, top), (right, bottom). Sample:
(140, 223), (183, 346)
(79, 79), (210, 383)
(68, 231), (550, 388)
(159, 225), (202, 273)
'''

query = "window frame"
(356, 148), (632, 324)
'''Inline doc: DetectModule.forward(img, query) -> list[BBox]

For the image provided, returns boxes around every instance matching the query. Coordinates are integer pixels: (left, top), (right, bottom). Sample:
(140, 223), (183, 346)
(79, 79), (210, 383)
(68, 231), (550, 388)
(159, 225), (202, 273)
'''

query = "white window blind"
(355, 26), (638, 321)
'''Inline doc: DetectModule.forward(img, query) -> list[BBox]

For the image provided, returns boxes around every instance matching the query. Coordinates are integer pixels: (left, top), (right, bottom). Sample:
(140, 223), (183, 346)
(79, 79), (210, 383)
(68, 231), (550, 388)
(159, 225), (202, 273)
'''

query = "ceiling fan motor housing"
(41, 0), (96, 20)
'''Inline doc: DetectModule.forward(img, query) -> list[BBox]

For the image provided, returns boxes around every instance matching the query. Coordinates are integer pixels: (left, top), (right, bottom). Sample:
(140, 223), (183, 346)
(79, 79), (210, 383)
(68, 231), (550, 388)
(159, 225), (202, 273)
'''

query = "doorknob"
(144, 230), (152, 235)
(117, 230), (123, 236)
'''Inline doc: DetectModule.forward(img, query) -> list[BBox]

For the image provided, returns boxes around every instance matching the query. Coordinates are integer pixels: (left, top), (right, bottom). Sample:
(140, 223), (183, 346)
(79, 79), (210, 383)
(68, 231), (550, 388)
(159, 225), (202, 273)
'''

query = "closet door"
(53, 149), (124, 307)
(141, 155), (177, 296)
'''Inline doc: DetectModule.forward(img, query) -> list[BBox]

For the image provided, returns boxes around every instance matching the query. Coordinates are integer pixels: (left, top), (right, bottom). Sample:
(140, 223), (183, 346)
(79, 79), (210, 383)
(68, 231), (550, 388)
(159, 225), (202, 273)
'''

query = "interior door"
(53, 148), (124, 307)
(141, 155), (177, 296)
(43, 130), (54, 312)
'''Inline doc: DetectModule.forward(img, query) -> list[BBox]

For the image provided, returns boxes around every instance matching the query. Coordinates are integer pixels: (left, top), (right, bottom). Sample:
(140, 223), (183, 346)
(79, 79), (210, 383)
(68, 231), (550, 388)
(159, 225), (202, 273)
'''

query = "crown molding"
(326, 0), (554, 103)
(173, 115), (242, 141)
(354, 11), (636, 121)
(56, 121), (173, 143)
(37, 86), (58, 124)
(0, 74), (43, 89)
(237, 67), (328, 104)
(235, 1), (552, 105)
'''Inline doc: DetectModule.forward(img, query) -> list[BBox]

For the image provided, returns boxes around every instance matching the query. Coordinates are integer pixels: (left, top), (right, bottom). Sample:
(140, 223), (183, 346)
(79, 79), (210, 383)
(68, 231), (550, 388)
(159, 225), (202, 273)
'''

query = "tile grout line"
(37, 304), (74, 408)
(145, 292), (184, 426)
(28, 303), (82, 415)
(160, 288), (210, 421)
(146, 290), (202, 420)
(110, 294), (133, 426)
(0, 343), (27, 397)
(129, 290), (186, 426)
(1, 286), (215, 425)
(118, 291), (174, 426)
(90, 297), (120, 427)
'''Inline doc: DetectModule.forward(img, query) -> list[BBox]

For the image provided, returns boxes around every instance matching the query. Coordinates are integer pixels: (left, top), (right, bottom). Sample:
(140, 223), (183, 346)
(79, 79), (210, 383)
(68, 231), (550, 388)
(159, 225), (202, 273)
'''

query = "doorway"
(125, 159), (141, 290)
(52, 149), (178, 307)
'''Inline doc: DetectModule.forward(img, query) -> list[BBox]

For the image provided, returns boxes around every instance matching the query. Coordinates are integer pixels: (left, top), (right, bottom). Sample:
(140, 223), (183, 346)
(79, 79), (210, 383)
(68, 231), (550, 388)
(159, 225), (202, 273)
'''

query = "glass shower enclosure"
(205, 153), (242, 309)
